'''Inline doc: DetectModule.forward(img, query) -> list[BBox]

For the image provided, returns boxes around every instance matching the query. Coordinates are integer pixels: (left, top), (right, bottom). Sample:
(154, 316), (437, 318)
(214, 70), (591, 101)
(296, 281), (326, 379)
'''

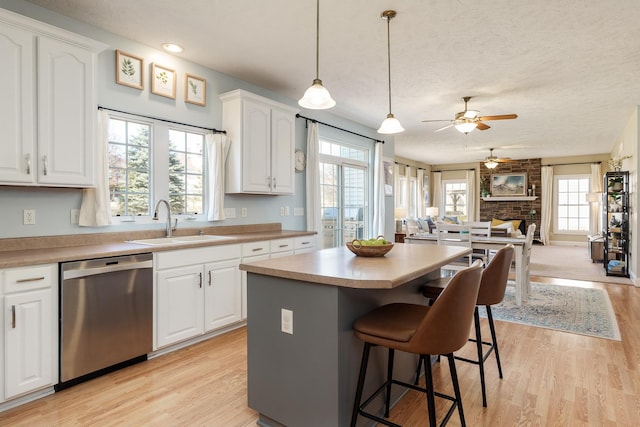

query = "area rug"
(479, 281), (621, 341)
(529, 244), (632, 285)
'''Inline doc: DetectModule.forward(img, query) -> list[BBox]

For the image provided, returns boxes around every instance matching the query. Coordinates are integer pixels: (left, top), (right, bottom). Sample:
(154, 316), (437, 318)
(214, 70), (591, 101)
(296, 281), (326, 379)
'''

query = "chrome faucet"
(153, 199), (174, 237)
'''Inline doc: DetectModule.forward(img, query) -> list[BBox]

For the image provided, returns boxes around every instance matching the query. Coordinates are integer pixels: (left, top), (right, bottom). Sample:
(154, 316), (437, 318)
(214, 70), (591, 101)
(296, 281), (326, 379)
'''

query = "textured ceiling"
(24, 0), (640, 164)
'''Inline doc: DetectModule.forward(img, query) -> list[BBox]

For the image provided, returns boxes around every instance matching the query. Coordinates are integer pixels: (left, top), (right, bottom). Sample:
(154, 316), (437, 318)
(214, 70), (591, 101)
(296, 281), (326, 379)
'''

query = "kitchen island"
(240, 243), (471, 427)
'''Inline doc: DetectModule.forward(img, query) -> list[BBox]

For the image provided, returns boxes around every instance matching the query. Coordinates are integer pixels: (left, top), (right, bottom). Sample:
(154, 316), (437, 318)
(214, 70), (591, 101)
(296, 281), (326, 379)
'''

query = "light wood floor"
(1, 276), (639, 426)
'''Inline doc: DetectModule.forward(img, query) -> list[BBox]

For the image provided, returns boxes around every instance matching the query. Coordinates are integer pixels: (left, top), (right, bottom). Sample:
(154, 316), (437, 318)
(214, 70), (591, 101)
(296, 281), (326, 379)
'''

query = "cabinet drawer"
(270, 238), (294, 254)
(156, 244), (241, 270)
(242, 241), (270, 257)
(294, 235), (316, 251)
(3, 264), (57, 294)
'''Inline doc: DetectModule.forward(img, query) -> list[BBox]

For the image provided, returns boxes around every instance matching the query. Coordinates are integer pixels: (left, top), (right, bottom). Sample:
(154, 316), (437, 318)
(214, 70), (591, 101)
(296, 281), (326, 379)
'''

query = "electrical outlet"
(23, 209), (36, 225)
(224, 207), (236, 218)
(70, 209), (80, 224)
(281, 308), (293, 335)
(285, 206), (290, 216)
(280, 207), (285, 216)
(241, 207), (247, 217)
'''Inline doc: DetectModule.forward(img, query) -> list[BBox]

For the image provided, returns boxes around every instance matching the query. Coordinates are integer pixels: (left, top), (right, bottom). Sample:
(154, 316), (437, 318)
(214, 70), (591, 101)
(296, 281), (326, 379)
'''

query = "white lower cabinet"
(240, 241), (271, 320)
(155, 245), (241, 349)
(1, 264), (57, 401)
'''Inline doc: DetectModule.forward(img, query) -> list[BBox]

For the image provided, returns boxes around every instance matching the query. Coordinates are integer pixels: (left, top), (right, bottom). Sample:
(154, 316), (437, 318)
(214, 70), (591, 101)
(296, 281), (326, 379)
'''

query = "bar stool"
(350, 260), (483, 427)
(419, 244), (514, 407)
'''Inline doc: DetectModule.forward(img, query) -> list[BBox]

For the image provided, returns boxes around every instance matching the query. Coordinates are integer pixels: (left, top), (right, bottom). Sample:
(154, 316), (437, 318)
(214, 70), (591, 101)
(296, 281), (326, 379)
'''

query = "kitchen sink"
(129, 235), (234, 246)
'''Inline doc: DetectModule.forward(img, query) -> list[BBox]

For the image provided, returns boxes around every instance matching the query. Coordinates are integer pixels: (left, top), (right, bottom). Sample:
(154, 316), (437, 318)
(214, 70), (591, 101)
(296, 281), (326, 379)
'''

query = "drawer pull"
(279, 244), (289, 248)
(300, 241), (310, 245)
(16, 276), (45, 283)
(252, 248), (265, 252)
(12, 306), (16, 329)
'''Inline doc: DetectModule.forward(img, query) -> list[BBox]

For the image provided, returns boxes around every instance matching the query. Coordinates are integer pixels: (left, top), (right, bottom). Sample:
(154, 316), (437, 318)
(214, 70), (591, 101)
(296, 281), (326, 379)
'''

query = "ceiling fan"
(480, 148), (514, 169)
(422, 96), (518, 134)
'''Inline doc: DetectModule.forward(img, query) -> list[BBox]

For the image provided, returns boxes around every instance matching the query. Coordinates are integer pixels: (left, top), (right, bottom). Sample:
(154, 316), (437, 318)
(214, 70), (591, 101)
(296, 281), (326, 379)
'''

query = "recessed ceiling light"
(162, 43), (183, 53)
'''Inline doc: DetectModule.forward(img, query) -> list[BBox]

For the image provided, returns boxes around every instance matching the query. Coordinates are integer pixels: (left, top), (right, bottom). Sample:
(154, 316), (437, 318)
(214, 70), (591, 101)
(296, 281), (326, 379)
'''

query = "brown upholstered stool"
(350, 260), (483, 427)
(418, 244), (514, 408)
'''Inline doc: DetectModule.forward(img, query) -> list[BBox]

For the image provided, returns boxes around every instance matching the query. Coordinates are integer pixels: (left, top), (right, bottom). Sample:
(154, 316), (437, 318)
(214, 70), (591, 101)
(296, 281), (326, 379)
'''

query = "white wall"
(0, 0), (394, 239)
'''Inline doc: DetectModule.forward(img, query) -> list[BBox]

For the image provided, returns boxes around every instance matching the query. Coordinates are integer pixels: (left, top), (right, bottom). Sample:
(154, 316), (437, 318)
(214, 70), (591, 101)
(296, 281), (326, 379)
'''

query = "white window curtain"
(432, 172), (442, 218)
(393, 162), (401, 207)
(405, 165), (413, 217)
(466, 169), (476, 221)
(206, 133), (229, 221)
(540, 166), (554, 245)
(590, 162), (603, 234)
(79, 110), (112, 227)
(416, 168), (425, 219)
(305, 122), (321, 234)
(372, 142), (385, 236)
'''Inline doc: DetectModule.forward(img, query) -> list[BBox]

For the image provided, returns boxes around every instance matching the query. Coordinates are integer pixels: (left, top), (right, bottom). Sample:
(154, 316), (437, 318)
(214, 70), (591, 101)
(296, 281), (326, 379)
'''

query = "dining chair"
(464, 220), (492, 265)
(434, 222), (473, 272)
(523, 223), (536, 295)
(350, 260), (483, 427)
(418, 244), (514, 407)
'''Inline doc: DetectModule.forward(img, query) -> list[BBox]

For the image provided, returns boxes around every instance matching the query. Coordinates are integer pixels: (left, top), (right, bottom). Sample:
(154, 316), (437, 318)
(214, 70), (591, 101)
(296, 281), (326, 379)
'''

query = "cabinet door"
(156, 266), (204, 348)
(37, 36), (95, 187)
(0, 23), (35, 184)
(204, 259), (242, 332)
(241, 253), (269, 319)
(5, 289), (53, 398)
(242, 99), (271, 193)
(270, 107), (295, 194)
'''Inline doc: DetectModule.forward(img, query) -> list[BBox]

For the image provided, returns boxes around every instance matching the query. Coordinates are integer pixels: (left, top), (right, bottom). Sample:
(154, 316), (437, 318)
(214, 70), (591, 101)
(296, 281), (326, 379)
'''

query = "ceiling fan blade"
(476, 122), (491, 130)
(421, 119), (451, 123)
(477, 114), (518, 121)
(434, 124), (453, 132)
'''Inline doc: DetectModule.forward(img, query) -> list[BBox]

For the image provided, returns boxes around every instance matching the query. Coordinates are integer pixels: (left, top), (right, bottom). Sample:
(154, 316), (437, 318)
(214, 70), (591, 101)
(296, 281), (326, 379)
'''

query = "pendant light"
(377, 10), (404, 134)
(298, 0), (335, 110)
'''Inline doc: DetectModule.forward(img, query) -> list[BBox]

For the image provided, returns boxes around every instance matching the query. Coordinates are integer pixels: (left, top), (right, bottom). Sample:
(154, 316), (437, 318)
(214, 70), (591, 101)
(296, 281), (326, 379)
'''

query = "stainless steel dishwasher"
(59, 253), (153, 387)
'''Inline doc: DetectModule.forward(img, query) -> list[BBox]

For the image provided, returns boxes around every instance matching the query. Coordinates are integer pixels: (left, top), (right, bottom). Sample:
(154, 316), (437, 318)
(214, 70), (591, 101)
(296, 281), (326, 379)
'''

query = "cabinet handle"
(300, 241), (310, 245)
(25, 154), (31, 175)
(279, 244), (289, 248)
(267, 176), (271, 188)
(208, 270), (212, 287)
(252, 248), (264, 252)
(16, 276), (45, 283)
(273, 177), (277, 189)
(198, 272), (202, 288)
(42, 155), (48, 176)
(12, 305), (16, 329)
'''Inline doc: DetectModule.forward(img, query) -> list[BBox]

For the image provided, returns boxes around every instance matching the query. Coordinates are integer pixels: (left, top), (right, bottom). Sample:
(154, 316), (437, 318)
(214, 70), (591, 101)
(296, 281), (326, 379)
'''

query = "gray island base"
(241, 244), (471, 426)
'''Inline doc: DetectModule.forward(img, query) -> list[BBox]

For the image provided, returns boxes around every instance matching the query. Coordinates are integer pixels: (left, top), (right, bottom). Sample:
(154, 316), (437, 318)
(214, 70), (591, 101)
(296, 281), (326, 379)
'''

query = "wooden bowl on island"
(346, 236), (394, 257)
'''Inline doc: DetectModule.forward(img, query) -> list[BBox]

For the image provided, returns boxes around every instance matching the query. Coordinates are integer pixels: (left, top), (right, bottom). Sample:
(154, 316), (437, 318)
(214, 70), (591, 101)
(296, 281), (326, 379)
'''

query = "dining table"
(405, 232), (530, 305)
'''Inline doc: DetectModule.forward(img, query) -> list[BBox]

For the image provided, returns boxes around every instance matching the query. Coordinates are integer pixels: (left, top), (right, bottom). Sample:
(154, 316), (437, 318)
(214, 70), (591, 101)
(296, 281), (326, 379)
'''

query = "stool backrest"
(410, 260), (483, 355)
(477, 244), (514, 306)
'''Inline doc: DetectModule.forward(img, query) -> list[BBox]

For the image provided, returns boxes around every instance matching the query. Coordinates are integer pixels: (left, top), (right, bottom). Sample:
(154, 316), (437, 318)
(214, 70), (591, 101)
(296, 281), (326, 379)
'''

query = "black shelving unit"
(603, 171), (630, 277)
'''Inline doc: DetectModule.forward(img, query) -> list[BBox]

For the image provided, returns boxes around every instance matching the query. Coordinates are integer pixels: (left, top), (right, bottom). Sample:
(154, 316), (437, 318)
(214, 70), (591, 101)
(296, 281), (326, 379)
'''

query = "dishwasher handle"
(63, 260), (153, 280)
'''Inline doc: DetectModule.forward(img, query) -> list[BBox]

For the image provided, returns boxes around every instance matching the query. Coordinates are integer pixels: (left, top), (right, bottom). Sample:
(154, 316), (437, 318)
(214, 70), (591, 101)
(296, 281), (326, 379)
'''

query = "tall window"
(556, 175), (590, 233)
(319, 139), (369, 249)
(443, 180), (467, 221)
(108, 118), (152, 216)
(107, 113), (207, 218)
(168, 129), (205, 215)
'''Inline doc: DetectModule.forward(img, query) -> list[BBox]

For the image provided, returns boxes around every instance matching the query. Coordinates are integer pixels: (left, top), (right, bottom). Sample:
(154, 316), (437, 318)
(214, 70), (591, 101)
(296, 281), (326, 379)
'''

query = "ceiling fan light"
(298, 79), (336, 109)
(378, 113), (405, 134)
(484, 160), (499, 169)
(454, 121), (477, 134)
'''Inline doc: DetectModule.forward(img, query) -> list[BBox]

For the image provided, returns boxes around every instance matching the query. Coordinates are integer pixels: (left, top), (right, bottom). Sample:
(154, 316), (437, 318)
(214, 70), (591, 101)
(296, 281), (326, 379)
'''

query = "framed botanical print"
(185, 73), (206, 106)
(151, 63), (176, 99)
(115, 50), (144, 90)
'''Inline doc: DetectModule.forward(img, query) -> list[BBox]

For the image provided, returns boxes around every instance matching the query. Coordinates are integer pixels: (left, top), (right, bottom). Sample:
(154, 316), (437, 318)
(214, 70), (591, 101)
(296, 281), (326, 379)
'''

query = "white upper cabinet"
(0, 9), (105, 187)
(220, 89), (297, 195)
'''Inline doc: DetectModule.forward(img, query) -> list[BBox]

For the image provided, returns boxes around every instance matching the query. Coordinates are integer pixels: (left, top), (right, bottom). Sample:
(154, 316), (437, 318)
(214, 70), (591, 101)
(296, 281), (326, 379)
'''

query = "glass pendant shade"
(377, 113), (405, 134)
(484, 160), (499, 169)
(298, 78), (336, 109)
(454, 121), (477, 134)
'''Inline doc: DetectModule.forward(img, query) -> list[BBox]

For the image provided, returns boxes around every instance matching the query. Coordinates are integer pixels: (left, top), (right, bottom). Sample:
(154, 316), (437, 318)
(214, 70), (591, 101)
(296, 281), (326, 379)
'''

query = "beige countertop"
(240, 243), (471, 289)
(0, 223), (315, 269)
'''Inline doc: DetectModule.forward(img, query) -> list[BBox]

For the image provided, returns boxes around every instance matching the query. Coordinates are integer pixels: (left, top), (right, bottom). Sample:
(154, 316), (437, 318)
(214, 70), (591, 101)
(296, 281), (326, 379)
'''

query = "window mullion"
(153, 122), (170, 203)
